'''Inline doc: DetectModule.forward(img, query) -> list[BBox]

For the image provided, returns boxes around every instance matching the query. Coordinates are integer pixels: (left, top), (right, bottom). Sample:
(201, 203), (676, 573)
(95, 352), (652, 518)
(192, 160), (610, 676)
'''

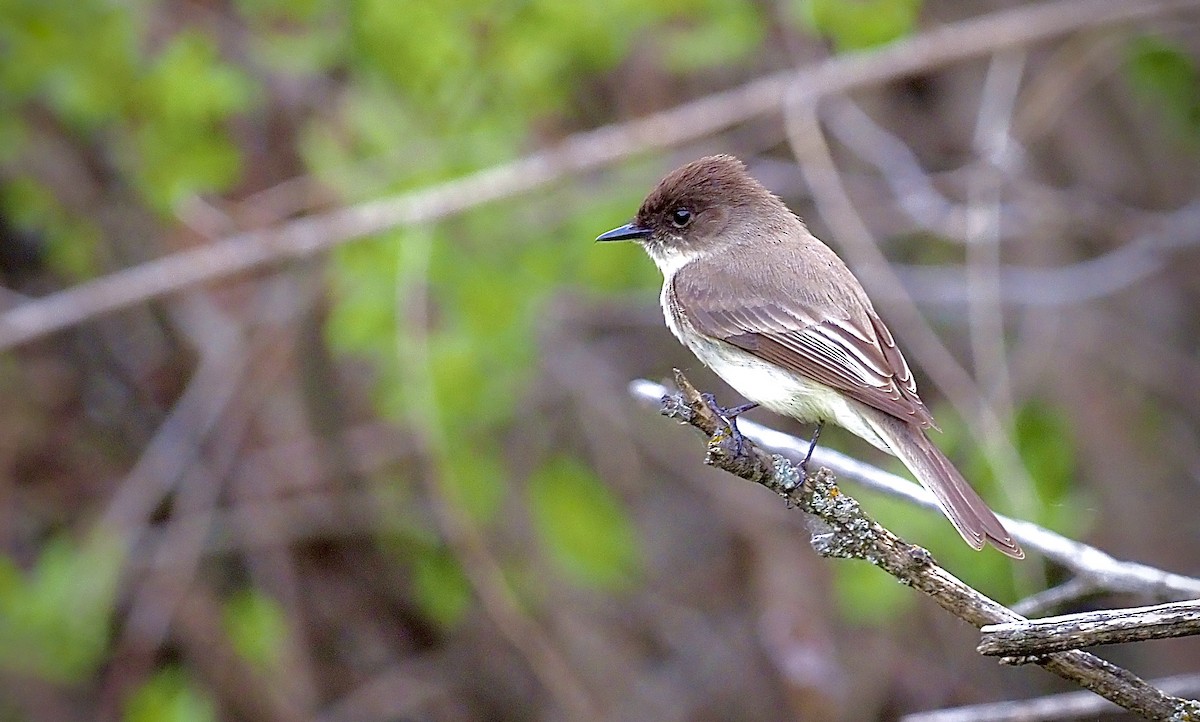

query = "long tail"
(870, 415), (1023, 559)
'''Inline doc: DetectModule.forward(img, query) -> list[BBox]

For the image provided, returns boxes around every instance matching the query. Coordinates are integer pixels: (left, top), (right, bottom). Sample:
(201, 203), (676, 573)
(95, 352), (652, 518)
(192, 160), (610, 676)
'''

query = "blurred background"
(2, 0), (1200, 719)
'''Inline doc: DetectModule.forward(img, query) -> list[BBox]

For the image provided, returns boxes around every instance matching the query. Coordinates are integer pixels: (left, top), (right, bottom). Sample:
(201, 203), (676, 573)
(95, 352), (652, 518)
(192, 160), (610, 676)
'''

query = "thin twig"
(901, 673), (1200, 722)
(628, 378), (1200, 600)
(119, 299), (252, 650)
(129, 489), (390, 564)
(0, 0), (1195, 351)
(1011, 578), (1102, 617)
(979, 599), (1200, 656)
(892, 201), (1200, 308)
(651, 369), (1198, 720)
(965, 48), (1025, 423)
(315, 659), (450, 722)
(819, 98), (961, 234)
(174, 588), (306, 722)
(98, 298), (248, 548)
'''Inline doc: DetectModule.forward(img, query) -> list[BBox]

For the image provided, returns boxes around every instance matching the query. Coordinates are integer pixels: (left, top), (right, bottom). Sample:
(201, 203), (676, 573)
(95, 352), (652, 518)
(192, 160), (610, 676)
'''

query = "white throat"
(643, 242), (703, 278)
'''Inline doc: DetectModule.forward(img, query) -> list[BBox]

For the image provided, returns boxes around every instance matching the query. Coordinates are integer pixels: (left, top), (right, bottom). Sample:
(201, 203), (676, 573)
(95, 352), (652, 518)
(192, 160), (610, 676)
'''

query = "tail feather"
(871, 415), (1024, 559)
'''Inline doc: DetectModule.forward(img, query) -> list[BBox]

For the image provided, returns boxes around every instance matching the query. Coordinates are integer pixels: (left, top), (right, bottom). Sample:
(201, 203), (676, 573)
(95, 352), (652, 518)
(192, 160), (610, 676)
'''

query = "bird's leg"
(700, 393), (758, 455)
(800, 421), (825, 474)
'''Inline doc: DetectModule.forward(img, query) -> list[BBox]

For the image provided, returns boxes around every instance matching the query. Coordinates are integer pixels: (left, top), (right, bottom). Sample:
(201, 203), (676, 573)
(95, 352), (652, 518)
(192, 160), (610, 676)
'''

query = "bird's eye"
(669, 208), (693, 228)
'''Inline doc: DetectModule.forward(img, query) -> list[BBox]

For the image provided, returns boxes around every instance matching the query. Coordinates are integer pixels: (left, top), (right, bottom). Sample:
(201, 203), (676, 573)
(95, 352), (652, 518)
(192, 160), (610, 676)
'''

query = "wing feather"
(671, 250), (935, 428)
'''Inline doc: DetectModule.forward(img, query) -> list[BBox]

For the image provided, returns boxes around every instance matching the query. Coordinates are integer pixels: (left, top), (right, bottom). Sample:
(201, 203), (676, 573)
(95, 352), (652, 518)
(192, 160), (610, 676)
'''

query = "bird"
(597, 154), (1022, 558)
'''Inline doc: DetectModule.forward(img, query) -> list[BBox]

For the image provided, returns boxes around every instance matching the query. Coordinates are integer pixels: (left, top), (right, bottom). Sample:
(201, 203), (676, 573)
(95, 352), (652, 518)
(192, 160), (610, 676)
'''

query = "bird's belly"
(666, 305), (890, 451)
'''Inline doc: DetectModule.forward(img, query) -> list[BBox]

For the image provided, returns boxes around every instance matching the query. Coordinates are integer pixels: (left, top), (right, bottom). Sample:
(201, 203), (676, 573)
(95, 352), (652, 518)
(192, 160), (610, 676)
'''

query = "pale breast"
(660, 275), (891, 452)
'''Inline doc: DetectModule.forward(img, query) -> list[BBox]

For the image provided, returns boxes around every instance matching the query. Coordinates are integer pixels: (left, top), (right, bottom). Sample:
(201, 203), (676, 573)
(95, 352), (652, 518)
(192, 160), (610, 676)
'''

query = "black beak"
(596, 222), (651, 242)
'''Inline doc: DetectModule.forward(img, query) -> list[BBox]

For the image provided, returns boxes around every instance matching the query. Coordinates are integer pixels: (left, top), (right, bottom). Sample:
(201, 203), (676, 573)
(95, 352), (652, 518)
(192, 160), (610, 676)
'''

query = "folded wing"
(672, 254), (935, 429)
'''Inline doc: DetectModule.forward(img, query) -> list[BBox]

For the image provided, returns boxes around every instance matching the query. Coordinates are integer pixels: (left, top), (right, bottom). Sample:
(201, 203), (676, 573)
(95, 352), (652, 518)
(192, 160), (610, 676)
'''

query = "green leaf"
(661, 4), (766, 72)
(222, 590), (288, 673)
(251, 25), (347, 75)
(140, 32), (253, 125)
(129, 126), (244, 213)
(0, 533), (122, 682)
(124, 667), (215, 722)
(441, 443), (508, 524)
(0, 177), (100, 278)
(0, 0), (141, 126)
(129, 30), (256, 211)
(1011, 401), (1074, 505)
(235, 0), (330, 23)
(1009, 401), (1093, 539)
(326, 235), (399, 357)
(799, 0), (922, 52)
(935, 399), (1082, 534)
(350, 0), (473, 103)
(1125, 35), (1200, 140)
(528, 456), (639, 589)
(411, 547), (472, 628)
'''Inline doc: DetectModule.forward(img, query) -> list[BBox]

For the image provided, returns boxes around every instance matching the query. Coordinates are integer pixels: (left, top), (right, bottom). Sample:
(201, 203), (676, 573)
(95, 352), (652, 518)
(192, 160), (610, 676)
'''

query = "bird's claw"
(700, 393), (757, 457)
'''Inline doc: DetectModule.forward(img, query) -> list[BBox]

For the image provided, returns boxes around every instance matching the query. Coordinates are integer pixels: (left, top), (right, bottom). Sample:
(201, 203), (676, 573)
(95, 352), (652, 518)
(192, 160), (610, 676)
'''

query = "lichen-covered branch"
(632, 378), (1200, 601)
(657, 369), (1199, 721)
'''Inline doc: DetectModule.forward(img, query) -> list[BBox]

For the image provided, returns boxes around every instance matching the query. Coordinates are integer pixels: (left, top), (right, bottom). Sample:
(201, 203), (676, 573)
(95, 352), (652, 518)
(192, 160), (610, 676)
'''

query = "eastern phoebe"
(598, 155), (1022, 558)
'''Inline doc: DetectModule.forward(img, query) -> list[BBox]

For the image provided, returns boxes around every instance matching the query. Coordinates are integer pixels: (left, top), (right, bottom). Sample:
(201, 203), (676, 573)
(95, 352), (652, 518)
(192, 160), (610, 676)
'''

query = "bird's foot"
(700, 393), (758, 456)
(799, 421), (825, 476)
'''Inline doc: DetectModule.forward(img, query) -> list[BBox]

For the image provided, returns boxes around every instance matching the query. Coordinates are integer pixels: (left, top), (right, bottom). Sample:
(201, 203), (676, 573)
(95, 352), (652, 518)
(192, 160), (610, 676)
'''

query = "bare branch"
(647, 370), (1198, 720)
(819, 99), (960, 232)
(1011, 578), (1102, 617)
(964, 48), (1026, 423)
(979, 599), (1200, 656)
(1, 0), (1196, 351)
(629, 378), (1200, 601)
(893, 202), (1200, 308)
(902, 674), (1200, 722)
(99, 298), (249, 544)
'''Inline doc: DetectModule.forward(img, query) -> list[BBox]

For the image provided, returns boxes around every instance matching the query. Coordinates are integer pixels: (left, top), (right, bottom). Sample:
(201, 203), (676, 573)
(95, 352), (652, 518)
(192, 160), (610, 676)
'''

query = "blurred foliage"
(0, 178), (99, 277)
(412, 545), (473, 629)
(124, 667), (216, 722)
(132, 32), (255, 211)
(798, 0), (923, 52)
(1125, 35), (1200, 142)
(528, 456), (640, 589)
(832, 551), (915, 624)
(312, 0), (934, 631)
(0, 0), (141, 130)
(0, 0), (255, 218)
(958, 400), (1086, 542)
(0, 0), (782, 655)
(0, 534), (121, 682)
(222, 589), (288, 674)
(315, 0), (771, 627)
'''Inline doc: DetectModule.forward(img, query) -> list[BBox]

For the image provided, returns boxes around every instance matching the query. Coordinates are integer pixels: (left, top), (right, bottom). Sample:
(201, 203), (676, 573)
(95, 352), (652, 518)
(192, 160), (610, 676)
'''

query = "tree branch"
(901, 674), (1200, 722)
(892, 202), (1200, 309)
(2, 0), (1196, 351)
(630, 378), (1200, 601)
(637, 370), (1200, 720)
(979, 600), (1200, 656)
(1011, 578), (1102, 617)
